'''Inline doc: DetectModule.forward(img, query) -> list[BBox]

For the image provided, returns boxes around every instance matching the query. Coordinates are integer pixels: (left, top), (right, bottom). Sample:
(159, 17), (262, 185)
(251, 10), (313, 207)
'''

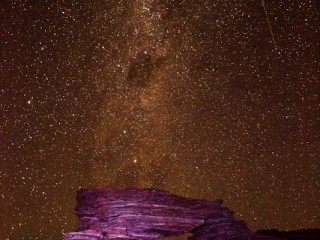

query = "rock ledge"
(64, 187), (278, 240)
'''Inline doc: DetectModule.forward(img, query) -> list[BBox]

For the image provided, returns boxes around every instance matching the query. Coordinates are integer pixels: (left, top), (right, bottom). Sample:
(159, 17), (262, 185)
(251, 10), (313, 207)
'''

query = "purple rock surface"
(64, 187), (279, 240)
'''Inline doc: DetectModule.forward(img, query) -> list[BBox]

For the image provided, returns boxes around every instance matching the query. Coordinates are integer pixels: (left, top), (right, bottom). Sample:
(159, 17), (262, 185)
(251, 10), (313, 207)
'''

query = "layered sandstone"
(64, 188), (278, 240)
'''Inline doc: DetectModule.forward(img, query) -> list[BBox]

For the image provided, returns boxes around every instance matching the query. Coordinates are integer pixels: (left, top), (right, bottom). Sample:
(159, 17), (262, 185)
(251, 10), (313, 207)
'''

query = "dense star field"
(1, 0), (319, 239)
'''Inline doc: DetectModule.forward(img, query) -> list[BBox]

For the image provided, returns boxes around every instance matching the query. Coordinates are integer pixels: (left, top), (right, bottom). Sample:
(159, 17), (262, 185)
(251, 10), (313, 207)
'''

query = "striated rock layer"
(64, 187), (278, 240)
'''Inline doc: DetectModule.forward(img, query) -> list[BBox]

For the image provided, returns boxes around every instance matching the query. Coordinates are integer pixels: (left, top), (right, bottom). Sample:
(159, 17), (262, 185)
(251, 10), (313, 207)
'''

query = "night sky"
(1, 0), (320, 239)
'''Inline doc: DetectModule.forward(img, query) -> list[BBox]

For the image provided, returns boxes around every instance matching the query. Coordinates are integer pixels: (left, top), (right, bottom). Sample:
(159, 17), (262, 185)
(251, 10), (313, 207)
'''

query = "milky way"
(1, 0), (320, 239)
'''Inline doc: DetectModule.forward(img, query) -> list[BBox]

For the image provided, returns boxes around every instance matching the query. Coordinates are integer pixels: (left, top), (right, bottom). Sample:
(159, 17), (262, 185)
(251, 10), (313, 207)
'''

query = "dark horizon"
(1, 0), (319, 239)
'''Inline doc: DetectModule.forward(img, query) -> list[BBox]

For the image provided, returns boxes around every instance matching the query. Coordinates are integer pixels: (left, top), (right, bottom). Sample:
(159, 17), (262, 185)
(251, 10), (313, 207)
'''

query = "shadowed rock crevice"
(64, 188), (281, 240)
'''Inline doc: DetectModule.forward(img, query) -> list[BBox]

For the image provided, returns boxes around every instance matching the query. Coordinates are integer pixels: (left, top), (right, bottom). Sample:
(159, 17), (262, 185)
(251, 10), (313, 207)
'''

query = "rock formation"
(64, 187), (279, 240)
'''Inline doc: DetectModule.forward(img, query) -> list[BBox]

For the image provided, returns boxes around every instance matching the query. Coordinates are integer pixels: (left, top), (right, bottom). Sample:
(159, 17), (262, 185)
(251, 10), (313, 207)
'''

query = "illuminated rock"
(64, 188), (279, 240)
